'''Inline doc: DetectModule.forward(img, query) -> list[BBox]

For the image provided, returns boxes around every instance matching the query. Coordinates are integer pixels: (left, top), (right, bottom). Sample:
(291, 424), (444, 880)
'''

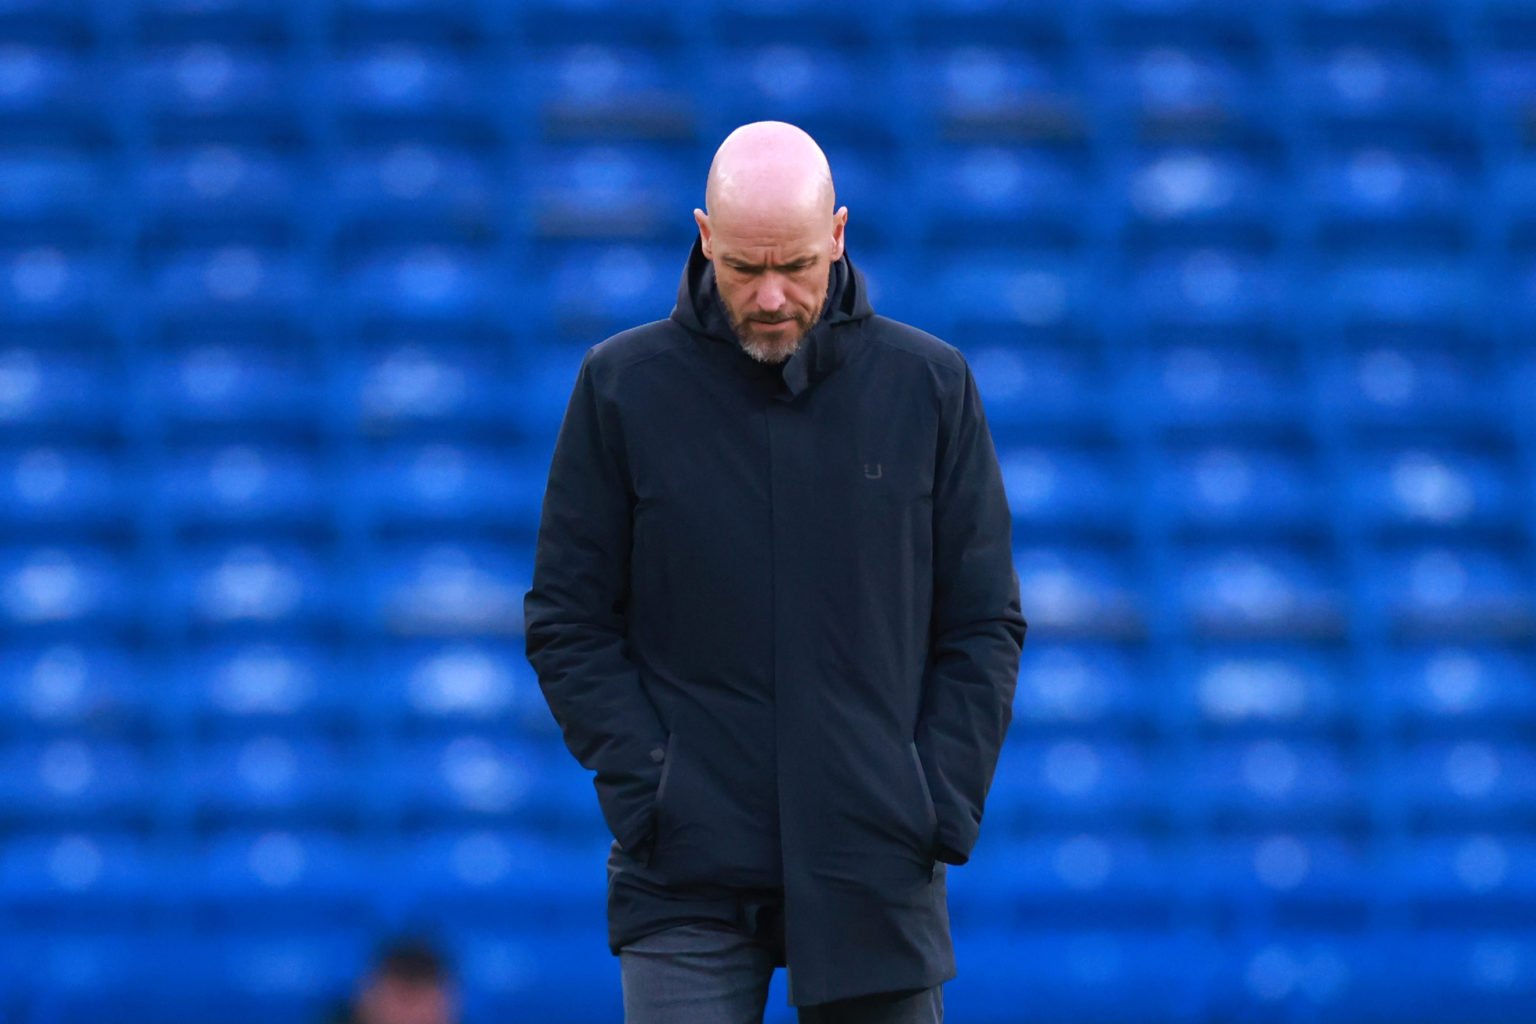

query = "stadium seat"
(1175, 543), (1347, 638)
(0, 643), (148, 731)
(1377, 644), (1536, 731)
(997, 442), (1128, 532)
(0, 444), (127, 529)
(1014, 543), (1147, 638)
(1191, 737), (1363, 824)
(1013, 643), (1154, 731)
(1346, 445), (1521, 535)
(1152, 443), (1324, 534)
(1365, 543), (1536, 639)
(1183, 645), (1347, 732)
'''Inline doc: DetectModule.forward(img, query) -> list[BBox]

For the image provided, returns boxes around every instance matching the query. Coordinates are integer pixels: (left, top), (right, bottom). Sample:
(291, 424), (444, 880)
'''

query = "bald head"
(692, 123), (849, 364)
(703, 121), (835, 224)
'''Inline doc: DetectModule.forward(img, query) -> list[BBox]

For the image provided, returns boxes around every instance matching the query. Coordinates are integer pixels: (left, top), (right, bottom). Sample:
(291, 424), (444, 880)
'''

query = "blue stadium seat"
(1290, 44), (1465, 132)
(162, 541), (335, 630)
(946, 927), (1217, 1024)
(358, 441), (545, 531)
(1472, 42), (1536, 149)
(1096, 46), (1272, 143)
(967, 341), (1112, 436)
(374, 734), (542, 822)
(1192, 737), (1362, 823)
(523, 145), (692, 242)
(710, 47), (899, 146)
(1177, 544), (1346, 638)
(1378, 645), (1536, 730)
(1205, 930), (1381, 1020)
(385, 828), (609, 920)
(0, 246), (114, 329)
(0, 738), (153, 821)
(1131, 250), (1287, 329)
(0, 644), (147, 731)
(906, 45), (1085, 143)
(1366, 543), (1536, 638)
(1382, 740), (1536, 823)
(1386, 834), (1536, 921)
(0, 44), (96, 134)
(327, 45), (484, 124)
(0, 444), (127, 528)
(1318, 258), (1485, 333)
(1308, 146), (1470, 236)
(189, 829), (375, 917)
(1184, 645), (1346, 731)
(907, 0), (1076, 45)
(364, 640), (542, 732)
(180, 734), (361, 822)
(547, 243), (680, 343)
(521, 45), (697, 142)
(130, 45), (294, 126)
(998, 442), (1128, 531)
(926, 258), (1095, 336)
(1013, 643), (1153, 730)
(951, 833), (1176, 922)
(1140, 341), (1306, 433)
(0, 545), (134, 629)
(361, 541), (529, 636)
(453, 924), (623, 1024)
(0, 832), (161, 916)
(0, 348), (119, 436)
(988, 736), (1160, 826)
(1116, 147), (1278, 238)
(148, 245), (311, 322)
(1316, 340), (1499, 434)
(0, 147), (103, 223)
(1015, 543), (1146, 638)
(333, 141), (498, 227)
(1153, 444), (1323, 533)
(922, 145), (1089, 244)
(140, 144), (301, 222)
(155, 443), (326, 529)
(150, 341), (325, 431)
(168, 640), (355, 729)
(349, 340), (518, 437)
(1346, 446), (1521, 535)
(1190, 831), (1372, 910)
(340, 245), (501, 327)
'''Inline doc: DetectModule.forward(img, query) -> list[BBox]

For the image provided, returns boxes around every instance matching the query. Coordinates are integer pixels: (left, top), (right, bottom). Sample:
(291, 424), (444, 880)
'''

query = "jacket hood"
(669, 235), (875, 399)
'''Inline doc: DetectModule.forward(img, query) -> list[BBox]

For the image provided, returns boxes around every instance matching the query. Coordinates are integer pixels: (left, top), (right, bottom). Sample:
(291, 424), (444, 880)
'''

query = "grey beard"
(739, 333), (807, 364)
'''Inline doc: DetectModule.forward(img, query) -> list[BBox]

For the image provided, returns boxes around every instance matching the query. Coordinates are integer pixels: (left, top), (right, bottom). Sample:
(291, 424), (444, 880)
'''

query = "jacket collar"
(669, 235), (875, 401)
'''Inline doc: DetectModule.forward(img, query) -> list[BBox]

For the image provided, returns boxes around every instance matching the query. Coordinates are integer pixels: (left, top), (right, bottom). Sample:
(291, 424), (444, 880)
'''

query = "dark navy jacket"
(523, 238), (1027, 1006)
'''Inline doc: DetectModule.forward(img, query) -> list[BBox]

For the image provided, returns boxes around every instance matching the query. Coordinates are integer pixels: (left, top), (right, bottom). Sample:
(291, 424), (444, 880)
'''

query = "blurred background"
(1, 0), (1534, 1021)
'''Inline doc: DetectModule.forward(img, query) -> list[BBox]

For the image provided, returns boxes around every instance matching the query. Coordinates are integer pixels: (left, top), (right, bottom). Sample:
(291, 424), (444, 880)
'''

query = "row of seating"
(4, 340), (1535, 436)
(4, 735), (1536, 825)
(0, 440), (1527, 531)
(4, 640), (1531, 729)
(4, 922), (1531, 1024)
(0, 541), (1530, 637)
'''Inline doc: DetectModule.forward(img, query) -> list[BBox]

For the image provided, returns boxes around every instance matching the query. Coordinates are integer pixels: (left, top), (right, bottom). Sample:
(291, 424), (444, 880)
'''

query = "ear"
(693, 208), (712, 259)
(831, 206), (848, 261)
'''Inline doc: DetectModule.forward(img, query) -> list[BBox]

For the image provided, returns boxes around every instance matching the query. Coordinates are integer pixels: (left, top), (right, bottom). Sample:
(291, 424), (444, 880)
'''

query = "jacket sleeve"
(523, 349), (668, 861)
(915, 357), (1027, 866)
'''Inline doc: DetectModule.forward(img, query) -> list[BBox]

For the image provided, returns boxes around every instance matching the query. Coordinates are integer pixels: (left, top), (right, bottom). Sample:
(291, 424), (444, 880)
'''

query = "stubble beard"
(725, 305), (820, 365)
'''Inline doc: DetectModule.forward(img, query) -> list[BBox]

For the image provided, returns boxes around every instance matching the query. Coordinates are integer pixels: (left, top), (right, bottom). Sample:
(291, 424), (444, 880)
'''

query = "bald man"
(525, 122), (1026, 1024)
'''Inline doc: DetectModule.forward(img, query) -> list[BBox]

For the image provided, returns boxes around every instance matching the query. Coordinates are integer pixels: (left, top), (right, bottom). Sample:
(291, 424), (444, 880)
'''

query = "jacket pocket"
(908, 741), (938, 843)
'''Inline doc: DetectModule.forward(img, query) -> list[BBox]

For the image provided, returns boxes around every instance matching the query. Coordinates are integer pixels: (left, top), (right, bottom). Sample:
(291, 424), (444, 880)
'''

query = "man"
(322, 936), (458, 1024)
(523, 121), (1026, 1024)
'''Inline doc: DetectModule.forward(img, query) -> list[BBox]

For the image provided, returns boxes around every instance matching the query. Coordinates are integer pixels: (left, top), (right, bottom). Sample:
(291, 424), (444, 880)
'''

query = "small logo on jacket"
(863, 463), (882, 479)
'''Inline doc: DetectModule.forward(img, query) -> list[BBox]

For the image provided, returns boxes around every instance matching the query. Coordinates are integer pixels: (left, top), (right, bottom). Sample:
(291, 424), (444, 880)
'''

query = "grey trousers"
(619, 922), (943, 1024)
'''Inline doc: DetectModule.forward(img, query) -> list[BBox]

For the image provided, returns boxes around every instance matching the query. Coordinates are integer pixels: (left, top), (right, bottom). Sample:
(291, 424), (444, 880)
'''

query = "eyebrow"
(722, 254), (818, 272)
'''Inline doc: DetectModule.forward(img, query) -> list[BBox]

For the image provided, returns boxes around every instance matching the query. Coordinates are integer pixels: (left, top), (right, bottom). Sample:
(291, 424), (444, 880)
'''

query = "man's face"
(357, 975), (455, 1024)
(694, 202), (847, 365)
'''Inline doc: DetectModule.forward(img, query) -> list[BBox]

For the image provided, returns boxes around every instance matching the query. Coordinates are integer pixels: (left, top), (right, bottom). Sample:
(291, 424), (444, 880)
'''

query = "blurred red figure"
(325, 937), (459, 1024)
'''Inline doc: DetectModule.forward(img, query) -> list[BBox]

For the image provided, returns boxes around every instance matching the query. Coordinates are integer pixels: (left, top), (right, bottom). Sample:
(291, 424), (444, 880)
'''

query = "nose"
(754, 273), (786, 313)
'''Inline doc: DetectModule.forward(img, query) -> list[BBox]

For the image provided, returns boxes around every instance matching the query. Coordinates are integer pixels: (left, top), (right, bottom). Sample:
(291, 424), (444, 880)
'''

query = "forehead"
(709, 205), (830, 260)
